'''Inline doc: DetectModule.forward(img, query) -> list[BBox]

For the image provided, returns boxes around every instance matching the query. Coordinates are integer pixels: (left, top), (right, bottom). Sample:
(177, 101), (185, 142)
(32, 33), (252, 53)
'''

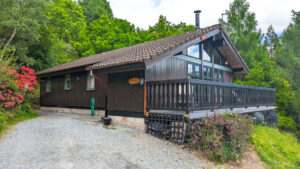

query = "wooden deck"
(146, 79), (276, 118)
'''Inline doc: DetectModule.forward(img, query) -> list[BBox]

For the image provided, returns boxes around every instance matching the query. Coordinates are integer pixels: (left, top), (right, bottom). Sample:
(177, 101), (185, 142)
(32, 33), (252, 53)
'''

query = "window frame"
(203, 66), (212, 80)
(214, 69), (225, 82)
(64, 74), (71, 91)
(86, 73), (95, 91)
(46, 78), (51, 93)
(187, 62), (201, 79)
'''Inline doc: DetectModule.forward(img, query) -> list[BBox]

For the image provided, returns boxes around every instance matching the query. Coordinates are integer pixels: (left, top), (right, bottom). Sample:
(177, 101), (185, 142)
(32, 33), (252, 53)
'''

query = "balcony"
(146, 79), (276, 117)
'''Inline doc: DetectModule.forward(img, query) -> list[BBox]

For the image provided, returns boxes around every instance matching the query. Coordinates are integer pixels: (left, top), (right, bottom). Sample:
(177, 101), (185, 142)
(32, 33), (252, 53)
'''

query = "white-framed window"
(46, 78), (51, 93)
(87, 73), (95, 90)
(64, 74), (71, 90)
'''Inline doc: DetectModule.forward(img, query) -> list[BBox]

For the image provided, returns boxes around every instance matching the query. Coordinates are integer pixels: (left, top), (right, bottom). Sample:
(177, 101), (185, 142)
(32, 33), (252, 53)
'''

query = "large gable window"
(46, 78), (51, 93)
(202, 43), (211, 62)
(64, 74), (71, 90)
(87, 73), (95, 90)
(187, 44), (200, 58)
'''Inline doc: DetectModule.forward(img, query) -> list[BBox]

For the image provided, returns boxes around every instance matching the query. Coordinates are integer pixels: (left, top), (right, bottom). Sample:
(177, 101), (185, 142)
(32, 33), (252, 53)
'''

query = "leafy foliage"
(0, 0), (48, 66)
(78, 0), (113, 23)
(222, 0), (299, 135)
(47, 0), (86, 43)
(86, 15), (138, 54)
(275, 10), (300, 132)
(219, 0), (267, 68)
(277, 116), (297, 132)
(188, 113), (252, 162)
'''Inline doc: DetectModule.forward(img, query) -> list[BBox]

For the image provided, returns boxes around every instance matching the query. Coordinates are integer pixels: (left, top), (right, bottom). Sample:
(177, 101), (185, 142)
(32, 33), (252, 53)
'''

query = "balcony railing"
(146, 79), (276, 112)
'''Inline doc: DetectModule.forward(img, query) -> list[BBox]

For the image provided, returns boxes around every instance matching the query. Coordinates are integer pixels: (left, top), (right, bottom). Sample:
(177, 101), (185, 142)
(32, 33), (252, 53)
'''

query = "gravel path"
(0, 111), (210, 169)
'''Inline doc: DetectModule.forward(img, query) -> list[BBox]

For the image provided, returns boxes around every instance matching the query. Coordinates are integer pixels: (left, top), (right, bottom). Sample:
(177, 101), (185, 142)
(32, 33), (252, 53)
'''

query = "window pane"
(64, 75), (71, 90)
(188, 64), (193, 75)
(202, 43), (211, 62)
(219, 70), (224, 81)
(87, 74), (95, 90)
(195, 65), (200, 77)
(214, 69), (218, 79)
(203, 67), (207, 78)
(187, 45), (199, 58)
(90, 76), (95, 89)
(46, 79), (51, 92)
(213, 49), (221, 64)
(207, 67), (211, 79)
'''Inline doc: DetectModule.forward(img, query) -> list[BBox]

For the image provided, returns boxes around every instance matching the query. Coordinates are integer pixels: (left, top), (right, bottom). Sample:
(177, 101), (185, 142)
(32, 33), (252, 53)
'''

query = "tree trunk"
(0, 28), (17, 61)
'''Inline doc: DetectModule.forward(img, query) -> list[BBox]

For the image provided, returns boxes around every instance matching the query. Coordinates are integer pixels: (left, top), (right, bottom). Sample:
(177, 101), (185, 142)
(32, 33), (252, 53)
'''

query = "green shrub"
(21, 102), (35, 114)
(252, 125), (300, 169)
(277, 115), (297, 132)
(0, 107), (38, 136)
(295, 131), (300, 140)
(188, 113), (253, 163)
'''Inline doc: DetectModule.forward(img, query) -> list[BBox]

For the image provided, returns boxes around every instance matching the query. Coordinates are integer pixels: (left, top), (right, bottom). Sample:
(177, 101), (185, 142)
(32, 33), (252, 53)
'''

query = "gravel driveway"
(0, 111), (210, 169)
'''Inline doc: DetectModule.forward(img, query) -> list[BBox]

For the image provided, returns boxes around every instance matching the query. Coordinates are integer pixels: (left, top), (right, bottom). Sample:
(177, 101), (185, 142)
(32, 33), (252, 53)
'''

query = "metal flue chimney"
(194, 10), (201, 30)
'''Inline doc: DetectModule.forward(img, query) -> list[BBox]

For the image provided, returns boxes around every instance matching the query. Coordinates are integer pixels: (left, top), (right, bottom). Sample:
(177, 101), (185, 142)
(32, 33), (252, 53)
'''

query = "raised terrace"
(146, 79), (276, 119)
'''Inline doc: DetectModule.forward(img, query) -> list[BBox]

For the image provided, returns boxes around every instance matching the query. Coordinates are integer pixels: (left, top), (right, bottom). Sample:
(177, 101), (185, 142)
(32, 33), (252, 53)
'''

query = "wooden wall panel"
(224, 71), (233, 83)
(40, 71), (107, 109)
(146, 57), (186, 81)
(107, 71), (145, 113)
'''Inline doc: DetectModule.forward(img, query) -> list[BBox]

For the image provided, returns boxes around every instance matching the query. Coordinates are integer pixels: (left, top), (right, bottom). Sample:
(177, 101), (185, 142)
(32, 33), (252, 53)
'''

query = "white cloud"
(108, 0), (300, 33)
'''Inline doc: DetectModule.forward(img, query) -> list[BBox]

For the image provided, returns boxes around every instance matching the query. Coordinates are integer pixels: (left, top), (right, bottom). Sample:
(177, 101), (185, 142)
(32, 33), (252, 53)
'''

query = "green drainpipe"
(90, 97), (95, 116)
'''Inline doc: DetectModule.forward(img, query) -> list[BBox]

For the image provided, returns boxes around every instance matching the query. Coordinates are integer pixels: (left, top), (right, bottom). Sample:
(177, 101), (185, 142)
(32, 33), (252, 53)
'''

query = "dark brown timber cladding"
(224, 71), (233, 83)
(107, 71), (145, 113)
(145, 57), (186, 81)
(40, 71), (107, 108)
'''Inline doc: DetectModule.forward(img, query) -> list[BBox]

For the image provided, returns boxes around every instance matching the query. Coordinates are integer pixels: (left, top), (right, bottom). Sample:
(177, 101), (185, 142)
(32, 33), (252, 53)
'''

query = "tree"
(264, 25), (280, 59)
(47, 0), (87, 43)
(0, 0), (48, 65)
(219, 0), (268, 68)
(221, 0), (299, 133)
(86, 15), (138, 54)
(275, 10), (300, 130)
(46, 0), (89, 62)
(78, 0), (113, 23)
(147, 15), (194, 41)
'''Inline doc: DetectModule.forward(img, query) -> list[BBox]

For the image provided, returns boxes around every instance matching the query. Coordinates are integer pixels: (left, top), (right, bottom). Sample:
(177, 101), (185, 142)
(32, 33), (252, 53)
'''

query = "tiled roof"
(36, 24), (246, 75)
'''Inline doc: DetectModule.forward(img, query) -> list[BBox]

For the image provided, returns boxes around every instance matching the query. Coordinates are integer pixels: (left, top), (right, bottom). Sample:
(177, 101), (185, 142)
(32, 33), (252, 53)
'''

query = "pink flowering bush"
(188, 113), (253, 162)
(0, 64), (37, 109)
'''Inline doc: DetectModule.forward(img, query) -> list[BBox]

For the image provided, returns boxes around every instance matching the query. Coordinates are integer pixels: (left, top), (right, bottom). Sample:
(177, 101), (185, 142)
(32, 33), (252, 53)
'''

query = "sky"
(108, 0), (300, 33)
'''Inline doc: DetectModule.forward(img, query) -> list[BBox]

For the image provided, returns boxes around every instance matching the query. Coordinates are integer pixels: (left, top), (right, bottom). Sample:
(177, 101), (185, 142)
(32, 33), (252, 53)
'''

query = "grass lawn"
(0, 109), (38, 137)
(251, 125), (300, 169)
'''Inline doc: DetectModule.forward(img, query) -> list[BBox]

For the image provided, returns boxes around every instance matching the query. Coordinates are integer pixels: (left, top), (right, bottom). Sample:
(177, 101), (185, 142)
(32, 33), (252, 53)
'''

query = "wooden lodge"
(36, 21), (276, 142)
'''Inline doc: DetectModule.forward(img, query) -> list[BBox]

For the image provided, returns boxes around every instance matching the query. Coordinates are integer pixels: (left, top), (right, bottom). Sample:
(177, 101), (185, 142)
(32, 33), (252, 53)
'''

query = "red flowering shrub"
(0, 65), (37, 109)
